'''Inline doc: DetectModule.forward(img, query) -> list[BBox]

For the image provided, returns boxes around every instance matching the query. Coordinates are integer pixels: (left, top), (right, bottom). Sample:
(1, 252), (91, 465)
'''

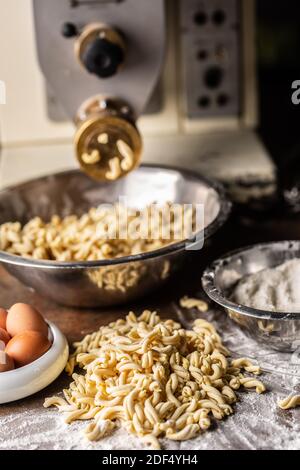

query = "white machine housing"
(0, 0), (276, 201)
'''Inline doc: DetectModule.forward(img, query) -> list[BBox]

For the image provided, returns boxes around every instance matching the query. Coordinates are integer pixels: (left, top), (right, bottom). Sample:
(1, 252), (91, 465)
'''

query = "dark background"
(256, 1), (300, 176)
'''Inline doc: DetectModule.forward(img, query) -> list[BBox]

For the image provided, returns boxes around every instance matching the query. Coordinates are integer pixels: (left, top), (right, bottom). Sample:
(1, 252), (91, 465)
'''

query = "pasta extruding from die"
(81, 149), (101, 165)
(117, 139), (134, 172)
(44, 311), (266, 449)
(278, 395), (300, 410)
(97, 133), (109, 145)
(105, 157), (122, 180)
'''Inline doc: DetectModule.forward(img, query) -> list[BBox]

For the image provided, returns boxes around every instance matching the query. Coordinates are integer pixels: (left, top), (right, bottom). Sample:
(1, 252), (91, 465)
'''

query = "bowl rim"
(201, 240), (300, 321)
(0, 164), (231, 269)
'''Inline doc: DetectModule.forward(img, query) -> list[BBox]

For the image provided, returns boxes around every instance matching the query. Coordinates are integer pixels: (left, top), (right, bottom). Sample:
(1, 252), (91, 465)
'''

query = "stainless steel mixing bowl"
(0, 164), (231, 307)
(202, 240), (300, 352)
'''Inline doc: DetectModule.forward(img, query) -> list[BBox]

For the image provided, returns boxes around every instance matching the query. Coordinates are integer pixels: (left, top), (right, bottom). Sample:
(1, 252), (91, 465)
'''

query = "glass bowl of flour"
(202, 240), (300, 352)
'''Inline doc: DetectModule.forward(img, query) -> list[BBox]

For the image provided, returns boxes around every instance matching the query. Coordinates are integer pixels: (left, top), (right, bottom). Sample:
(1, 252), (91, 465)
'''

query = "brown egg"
(5, 330), (51, 367)
(0, 351), (15, 372)
(0, 308), (7, 330)
(0, 328), (11, 346)
(6, 303), (48, 338)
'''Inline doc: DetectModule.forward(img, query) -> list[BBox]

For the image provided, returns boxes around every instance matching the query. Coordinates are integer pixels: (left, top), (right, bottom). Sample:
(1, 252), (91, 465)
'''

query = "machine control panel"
(179, 0), (240, 119)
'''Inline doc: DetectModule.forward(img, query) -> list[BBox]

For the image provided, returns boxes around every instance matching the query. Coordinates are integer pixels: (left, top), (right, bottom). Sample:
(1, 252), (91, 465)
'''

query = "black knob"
(204, 66), (223, 89)
(82, 37), (124, 79)
(61, 22), (78, 38)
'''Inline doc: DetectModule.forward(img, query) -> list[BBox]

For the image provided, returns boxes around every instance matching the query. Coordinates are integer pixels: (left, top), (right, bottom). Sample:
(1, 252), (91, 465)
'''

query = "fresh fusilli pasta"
(44, 310), (266, 449)
(278, 395), (300, 410)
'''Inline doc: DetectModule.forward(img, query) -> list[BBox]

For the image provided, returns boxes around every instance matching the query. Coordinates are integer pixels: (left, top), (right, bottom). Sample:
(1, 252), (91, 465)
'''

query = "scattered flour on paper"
(0, 391), (300, 450)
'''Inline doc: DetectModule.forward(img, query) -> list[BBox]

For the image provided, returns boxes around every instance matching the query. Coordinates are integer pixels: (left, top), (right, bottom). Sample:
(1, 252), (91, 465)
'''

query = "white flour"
(233, 259), (300, 312)
(0, 391), (299, 450)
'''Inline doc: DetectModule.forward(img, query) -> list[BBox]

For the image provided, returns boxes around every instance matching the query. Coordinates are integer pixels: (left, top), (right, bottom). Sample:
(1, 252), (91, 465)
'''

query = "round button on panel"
(198, 96), (211, 108)
(212, 10), (226, 25)
(217, 93), (229, 106)
(197, 49), (208, 61)
(194, 11), (207, 25)
(204, 66), (223, 89)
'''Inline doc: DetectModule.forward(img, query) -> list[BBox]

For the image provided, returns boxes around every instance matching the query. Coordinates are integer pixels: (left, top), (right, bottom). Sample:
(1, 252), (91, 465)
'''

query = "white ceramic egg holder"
(0, 321), (69, 404)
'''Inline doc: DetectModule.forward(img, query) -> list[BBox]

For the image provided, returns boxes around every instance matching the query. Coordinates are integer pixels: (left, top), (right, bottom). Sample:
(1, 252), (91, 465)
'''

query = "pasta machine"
(0, 0), (276, 202)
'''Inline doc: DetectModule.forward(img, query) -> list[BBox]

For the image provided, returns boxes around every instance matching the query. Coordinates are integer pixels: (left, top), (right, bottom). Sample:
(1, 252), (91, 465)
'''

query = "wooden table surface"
(1, 212), (300, 448)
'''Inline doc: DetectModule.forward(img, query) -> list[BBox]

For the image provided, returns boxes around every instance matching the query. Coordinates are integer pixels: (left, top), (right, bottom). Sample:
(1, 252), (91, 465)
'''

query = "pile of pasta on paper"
(44, 310), (266, 449)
